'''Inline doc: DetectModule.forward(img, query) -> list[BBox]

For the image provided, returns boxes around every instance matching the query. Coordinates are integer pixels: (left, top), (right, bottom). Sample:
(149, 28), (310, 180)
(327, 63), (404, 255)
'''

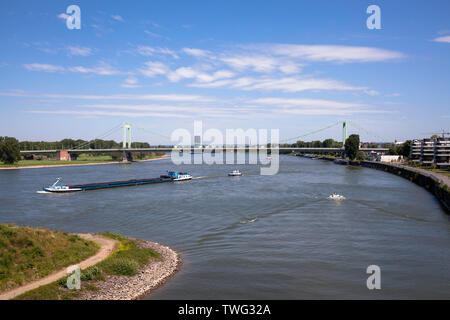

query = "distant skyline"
(0, 0), (449, 144)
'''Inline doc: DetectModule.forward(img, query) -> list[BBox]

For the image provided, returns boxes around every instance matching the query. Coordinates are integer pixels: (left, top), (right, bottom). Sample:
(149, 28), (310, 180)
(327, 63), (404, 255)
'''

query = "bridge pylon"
(122, 123), (132, 149)
(342, 120), (348, 146)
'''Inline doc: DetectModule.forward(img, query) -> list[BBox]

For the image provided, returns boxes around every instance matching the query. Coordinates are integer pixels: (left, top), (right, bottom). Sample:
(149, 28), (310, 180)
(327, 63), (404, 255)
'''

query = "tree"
(388, 146), (398, 155)
(356, 151), (366, 161)
(430, 134), (439, 140)
(344, 134), (360, 160)
(397, 140), (411, 158)
(0, 136), (21, 164)
(322, 138), (335, 148)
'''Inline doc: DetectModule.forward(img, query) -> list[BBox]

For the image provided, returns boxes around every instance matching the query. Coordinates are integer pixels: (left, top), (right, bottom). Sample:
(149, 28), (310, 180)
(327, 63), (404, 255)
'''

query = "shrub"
(101, 258), (139, 276)
(355, 151), (366, 161)
(0, 225), (17, 238)
(81, 266), (103, 281)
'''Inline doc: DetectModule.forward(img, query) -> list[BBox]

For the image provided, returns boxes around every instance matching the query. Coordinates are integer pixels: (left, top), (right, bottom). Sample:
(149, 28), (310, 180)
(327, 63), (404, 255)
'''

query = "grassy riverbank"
(14, 232), (161, 300)
(0, 153), (166, 168)
(0, 224), (99, 294)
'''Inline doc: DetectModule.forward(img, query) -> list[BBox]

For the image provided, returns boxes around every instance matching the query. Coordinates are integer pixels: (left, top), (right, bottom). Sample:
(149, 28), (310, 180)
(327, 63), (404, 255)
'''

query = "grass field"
(14, 232), (160, 300)
(0, 224), (99, 294)
(0, 153), (164, 167)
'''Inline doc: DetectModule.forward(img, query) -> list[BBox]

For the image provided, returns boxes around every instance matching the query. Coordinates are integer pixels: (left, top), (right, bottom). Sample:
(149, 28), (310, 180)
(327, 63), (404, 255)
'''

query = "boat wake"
(36, 190), (51, 194)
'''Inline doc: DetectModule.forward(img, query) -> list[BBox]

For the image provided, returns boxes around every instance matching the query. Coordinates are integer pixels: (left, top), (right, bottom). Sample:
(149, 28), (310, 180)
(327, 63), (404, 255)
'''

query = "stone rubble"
(78, 241), (180, 300)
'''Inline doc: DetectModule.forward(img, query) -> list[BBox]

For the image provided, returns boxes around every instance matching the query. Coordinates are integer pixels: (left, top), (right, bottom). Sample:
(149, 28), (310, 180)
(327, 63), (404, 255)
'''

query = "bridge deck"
(20, 147), (389, 154)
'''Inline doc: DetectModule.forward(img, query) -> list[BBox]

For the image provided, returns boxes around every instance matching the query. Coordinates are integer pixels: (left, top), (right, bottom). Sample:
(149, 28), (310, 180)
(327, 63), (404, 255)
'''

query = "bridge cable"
(132, 125), (172, 140)
(72, 123), (123, 150)
(347, 120), (389, 142)
(280, 121), (341, 143)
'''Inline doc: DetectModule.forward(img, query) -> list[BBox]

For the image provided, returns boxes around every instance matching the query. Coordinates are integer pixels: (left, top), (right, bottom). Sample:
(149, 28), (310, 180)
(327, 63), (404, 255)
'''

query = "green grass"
(76, 154), (114, 161)
(0, 159), (115, 167)
(407, 164), (450, 176)
(0, 224), (99, 293)
(0, 153), (165, 167)
(14, 232), (161, 300)
(98, 232), (160, 276)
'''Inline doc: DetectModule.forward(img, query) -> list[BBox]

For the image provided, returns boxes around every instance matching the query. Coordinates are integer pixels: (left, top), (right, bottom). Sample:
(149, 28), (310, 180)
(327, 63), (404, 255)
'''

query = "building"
(377, 155), (403, 162)
(410, 138), (450, 168)
(435, 138), (450, 167)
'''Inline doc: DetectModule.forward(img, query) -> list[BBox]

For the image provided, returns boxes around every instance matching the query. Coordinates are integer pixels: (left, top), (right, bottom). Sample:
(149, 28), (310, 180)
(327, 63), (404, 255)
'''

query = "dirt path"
(0, 234), (118, 300)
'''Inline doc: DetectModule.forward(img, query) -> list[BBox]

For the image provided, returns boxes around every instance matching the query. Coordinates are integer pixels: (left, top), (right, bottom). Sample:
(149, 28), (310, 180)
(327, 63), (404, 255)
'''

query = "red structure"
(57, 150), (71, 161)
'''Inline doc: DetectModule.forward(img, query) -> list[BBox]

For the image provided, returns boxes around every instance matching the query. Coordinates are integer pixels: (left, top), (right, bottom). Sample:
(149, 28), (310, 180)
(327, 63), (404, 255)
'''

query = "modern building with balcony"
(435, 138), (450, 167)
(410, 138), (450, 168)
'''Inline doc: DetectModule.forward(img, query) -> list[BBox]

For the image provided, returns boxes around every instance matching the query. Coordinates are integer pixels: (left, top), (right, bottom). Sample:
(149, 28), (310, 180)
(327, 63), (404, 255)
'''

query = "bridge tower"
(122, 123), (132, 148)
(342, 120), (348, 146)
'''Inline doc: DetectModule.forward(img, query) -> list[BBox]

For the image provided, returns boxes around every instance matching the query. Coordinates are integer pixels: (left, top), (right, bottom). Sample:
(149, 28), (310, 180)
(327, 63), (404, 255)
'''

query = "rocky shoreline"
(77, 240), (181, 300)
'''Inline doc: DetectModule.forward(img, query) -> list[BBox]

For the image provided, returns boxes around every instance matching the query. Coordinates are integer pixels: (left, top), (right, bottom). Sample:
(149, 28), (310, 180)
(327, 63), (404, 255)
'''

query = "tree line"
(18, 139), (150, 150)
(0, 137), (151, 164)
(281, 138), (343, 148)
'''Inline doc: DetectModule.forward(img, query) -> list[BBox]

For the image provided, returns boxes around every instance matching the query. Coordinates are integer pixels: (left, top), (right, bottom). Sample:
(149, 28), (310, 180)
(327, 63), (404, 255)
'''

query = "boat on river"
(43, 178), (83, 193)
(41, 172), (191, 193)
(166, 171), (193, 181)
(328, 192), (346, 200)
(228, 170), (242, 176)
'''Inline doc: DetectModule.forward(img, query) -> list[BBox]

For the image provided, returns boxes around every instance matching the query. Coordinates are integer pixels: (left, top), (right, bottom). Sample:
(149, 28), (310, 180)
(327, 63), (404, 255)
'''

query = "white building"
(377, 155), (403, 162)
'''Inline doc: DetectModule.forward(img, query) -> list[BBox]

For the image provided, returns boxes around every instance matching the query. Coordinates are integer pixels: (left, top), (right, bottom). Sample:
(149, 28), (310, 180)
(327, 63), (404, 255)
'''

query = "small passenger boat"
(228, 170), (242, 176)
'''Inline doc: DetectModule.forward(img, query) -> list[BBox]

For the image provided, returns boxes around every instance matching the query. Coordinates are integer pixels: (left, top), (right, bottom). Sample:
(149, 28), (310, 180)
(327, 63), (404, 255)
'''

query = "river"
(0, 155), (448, 299)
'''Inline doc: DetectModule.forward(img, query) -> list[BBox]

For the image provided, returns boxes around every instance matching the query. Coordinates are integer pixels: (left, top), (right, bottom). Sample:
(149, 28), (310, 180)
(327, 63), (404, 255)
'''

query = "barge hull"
(68, 177), (173, 191)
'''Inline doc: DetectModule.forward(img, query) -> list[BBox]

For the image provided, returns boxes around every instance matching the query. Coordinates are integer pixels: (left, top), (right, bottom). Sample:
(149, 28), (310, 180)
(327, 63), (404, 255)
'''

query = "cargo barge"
(41, 172), (192, 193)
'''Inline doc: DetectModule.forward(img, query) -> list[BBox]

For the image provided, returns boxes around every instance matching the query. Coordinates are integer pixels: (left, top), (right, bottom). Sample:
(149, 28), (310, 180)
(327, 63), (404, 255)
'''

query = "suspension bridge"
(20, 121), (389, 161)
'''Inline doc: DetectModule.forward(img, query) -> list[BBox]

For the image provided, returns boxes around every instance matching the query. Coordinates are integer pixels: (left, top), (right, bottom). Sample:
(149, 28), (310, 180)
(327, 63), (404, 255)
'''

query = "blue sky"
(0, 0), (449, 144)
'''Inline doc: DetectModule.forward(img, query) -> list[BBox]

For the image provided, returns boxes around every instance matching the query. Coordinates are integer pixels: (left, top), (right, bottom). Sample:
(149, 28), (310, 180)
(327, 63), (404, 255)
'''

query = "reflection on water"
(0, 155), (449, 299)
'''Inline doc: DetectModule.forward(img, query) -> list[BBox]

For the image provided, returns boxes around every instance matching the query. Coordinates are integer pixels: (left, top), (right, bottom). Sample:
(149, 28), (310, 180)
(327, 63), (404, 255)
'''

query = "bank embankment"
(0, 154), (169, 170)
(11, 232), (180, 300)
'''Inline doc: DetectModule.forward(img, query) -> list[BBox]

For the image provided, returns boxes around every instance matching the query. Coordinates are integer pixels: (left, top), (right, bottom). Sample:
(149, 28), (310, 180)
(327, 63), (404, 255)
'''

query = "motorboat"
(228, 169), (242, 176)
(328, 193), (346, 200)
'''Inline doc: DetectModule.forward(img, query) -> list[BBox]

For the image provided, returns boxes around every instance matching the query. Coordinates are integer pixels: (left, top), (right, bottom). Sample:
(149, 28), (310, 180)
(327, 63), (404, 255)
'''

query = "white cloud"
(277, 108), (391, 115)
(24, 62), (120, 75)
(250, 97), (368, 109)
(139, 61), (170, 77)
(57, 13), (69, 20)
(0, 90), (213, 102)
(68, 63), (121, 75)
(29, 110), (188, 118)
(23, 63), (64, 72)
(220, 55), (279, 73)
(137, 46), (179, 59)
(267, 44), (405, 62)
(432, 36), (450, 43)
(248, 97), (391, 116)
(144, 30), (167, 39)
(121, 76), (141, 88)
(67, 46), (93, 56)
(167, 67), (235, 83)
(190, 76), (366, 93)
(111, 15), (124, 22)
(182, 48), (211, 57)
(218, 53), (303, 75)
